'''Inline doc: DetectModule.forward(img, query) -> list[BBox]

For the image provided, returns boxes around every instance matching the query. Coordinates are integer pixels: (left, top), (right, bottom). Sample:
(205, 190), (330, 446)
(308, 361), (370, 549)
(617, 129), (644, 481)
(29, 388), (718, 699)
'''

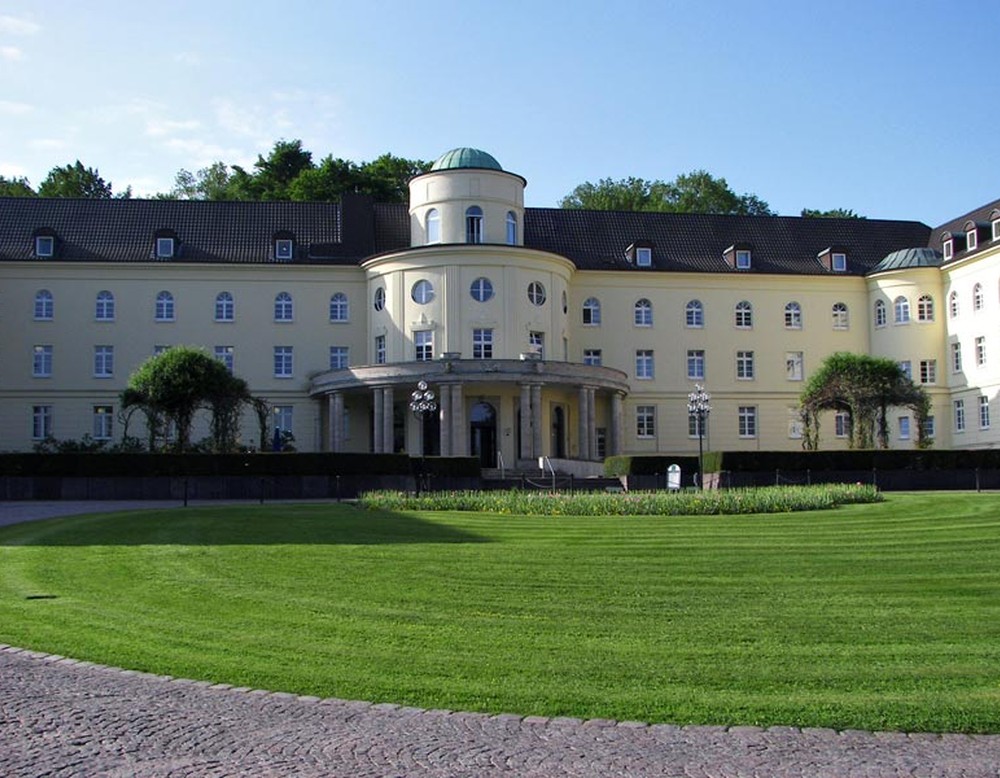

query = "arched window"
(784, 301), (802, 329)
(274, 292), (293, 321)
(215, 292), (234, 322)
(949, 290), (959, 318)
(96, 291), (115, 321)
(634, 298), (653, 327)
(874, 299), (887, 328)
(893, 296), (910, 324)
(917, 295), (934, 322)
(685, 300), (703, 328)
(582, 297), (601, 325)
(832, 302), (849, 330)
(506, 211), (517, 245)
(973, 283), (984, 311)
(34, 290), (53, 320)
(425, 208), (440, 244)
(155, 291), (175, 321)
(735, 300), (752, 328)
(465, 206), (484, 244)
(329, 292), (349, 322)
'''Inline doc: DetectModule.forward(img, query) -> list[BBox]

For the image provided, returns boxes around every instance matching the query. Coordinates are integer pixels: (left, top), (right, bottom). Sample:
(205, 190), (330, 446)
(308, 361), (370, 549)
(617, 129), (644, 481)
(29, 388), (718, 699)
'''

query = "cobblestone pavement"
(3, 502), (1000, 777)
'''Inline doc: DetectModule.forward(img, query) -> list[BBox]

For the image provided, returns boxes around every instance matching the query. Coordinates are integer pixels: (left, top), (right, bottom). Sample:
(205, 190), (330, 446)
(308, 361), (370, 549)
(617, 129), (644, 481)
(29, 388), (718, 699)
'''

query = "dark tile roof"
(373, 203), (411, 255)
(523, 209), (932, 275)
(932, 196), (1000, 265)
(0, 197), (365, 264)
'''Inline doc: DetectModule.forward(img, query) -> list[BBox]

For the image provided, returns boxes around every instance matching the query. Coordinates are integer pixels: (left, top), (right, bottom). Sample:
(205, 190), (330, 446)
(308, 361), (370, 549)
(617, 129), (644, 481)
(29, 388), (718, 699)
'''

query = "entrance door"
(551, 405), (566, 458)
(470, 401), (497, 467)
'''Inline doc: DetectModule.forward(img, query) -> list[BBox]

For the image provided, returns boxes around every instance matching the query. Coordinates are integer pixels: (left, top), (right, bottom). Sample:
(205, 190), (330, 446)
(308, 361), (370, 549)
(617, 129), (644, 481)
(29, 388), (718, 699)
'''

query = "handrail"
(541, 456), (556, 490)
(496, 450), (505, 480)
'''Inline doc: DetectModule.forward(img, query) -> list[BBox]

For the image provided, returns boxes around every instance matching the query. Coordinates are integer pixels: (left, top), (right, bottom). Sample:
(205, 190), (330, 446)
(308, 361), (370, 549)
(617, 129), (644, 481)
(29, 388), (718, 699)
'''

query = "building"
(2, 147), (999, 462)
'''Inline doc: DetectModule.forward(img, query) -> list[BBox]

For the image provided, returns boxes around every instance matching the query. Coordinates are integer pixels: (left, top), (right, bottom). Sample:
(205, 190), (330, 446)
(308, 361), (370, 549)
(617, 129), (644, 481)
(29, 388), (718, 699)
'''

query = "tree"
(122, 347), (252, 452)
(0, 175), (36, 197)
(799, 352), (930, 450)
(250, 139), (315, 200)
(801, 207), (865, 219)
(287, 156), (362, 202)
(38, 161), (114, 198)
(560, 170), (774, 215)
(169, 162), (235, 200)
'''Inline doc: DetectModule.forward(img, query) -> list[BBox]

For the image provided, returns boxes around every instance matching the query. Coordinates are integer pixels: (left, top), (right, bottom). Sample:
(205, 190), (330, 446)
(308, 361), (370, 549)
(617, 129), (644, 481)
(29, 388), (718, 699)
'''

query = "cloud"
(162, 137), (251, 169)
(0, 46), (22, 61)
(0, 100), (32, 115)
(145, 118), (202, 138)
(0, 162), (28, 177)
(0, 15), (40, 35)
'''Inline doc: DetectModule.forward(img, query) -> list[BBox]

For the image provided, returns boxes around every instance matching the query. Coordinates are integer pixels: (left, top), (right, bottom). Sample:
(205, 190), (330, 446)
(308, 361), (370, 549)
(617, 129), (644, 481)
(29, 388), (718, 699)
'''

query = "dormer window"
(156, 238), (175, 259)
(34, 235), (54, 258)
(965, 221), (979, 252)
(832, 253), (846, 272)
(817, 247), (847, 272)
(275, 239), (293, 260)
(943, 236), (954, 261)
(991, 210), (1000, 241)
(736, 249), (751, 269)
(636, 247), (652, 267)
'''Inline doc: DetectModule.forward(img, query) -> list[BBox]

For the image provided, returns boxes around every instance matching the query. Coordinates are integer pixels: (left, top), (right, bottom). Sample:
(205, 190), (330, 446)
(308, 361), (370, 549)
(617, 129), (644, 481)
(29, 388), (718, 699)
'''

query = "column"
(586, 387), (597, 460)
(578, 386), (590, 461)
(530, 384), (543, 460)
(382, 386), (394, 454)
(439, 384), (452, 456)
(611, 391), (624, 456)
(450, 385), (465, 456)
(519, 384), (532, 460)
(372, 387), (384, 453)
(330, 392), (345, 452)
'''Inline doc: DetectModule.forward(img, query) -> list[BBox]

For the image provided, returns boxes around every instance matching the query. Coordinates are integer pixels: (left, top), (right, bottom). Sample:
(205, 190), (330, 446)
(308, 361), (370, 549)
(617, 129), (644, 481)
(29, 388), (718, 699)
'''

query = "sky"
(1, 0), (997, 226)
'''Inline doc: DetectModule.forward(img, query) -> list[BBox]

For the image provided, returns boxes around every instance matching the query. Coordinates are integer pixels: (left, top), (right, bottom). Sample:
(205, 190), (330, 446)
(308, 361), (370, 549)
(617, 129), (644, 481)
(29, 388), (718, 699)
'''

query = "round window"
(470, 277), (494, 302)
(373, 287), (385, 311)
(411, 279), (435, 305)
(528, 281), (546, 306)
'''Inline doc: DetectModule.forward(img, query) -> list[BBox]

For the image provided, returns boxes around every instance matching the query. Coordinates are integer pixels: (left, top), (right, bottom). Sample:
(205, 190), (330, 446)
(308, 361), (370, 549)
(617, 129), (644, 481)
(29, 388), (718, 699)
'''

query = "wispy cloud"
(145, 118), (202, 138)
(0, 100), (32, 115)
(0, 15), (40, 35)
(1, 45), (22, 61)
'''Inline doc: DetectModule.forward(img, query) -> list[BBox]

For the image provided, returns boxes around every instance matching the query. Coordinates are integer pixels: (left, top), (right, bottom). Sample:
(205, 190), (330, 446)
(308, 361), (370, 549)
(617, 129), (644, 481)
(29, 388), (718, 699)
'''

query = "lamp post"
(687, 384), (711, 490)
(409, 380), (437, 493)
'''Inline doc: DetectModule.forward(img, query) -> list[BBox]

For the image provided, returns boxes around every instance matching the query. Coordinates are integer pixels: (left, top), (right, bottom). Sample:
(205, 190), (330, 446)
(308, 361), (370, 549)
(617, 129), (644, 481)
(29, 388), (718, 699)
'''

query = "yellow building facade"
(1, 148), (999, 462)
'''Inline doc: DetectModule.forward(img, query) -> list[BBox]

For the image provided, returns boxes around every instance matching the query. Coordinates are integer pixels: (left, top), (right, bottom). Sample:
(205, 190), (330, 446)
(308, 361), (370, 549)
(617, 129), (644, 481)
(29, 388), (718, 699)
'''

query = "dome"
(869, 247), (943, 274)
(430, 148), (503, 172)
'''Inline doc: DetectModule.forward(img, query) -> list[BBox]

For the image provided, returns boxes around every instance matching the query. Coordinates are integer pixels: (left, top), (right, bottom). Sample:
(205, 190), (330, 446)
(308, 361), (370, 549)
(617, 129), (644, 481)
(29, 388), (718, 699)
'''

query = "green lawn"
(2, 493), (1000, 733)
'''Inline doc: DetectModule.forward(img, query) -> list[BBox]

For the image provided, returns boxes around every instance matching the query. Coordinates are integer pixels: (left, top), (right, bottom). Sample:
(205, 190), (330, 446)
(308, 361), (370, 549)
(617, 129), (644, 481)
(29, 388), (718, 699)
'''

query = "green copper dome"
(430, 148), (503, 172)
(869, 247), (943, 274)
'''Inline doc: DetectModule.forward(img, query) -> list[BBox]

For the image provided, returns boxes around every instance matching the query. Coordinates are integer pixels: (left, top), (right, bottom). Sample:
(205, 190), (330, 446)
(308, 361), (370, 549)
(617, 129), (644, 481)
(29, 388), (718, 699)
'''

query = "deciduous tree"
(38, 161), (114, 198)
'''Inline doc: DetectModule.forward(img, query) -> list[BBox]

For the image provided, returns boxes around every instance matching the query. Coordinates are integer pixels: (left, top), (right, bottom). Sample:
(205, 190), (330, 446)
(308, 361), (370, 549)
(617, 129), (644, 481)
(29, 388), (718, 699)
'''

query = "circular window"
(373, 287), (385, 311)
(470, 277), (494, 302)
(528, 281), (546, 306)
(411, 279), (435, 305)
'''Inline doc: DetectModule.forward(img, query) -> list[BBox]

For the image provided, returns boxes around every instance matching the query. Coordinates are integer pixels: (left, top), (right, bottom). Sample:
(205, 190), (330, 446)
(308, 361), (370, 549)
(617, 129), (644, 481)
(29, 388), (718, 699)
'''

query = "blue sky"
(1, 1), (997, 225)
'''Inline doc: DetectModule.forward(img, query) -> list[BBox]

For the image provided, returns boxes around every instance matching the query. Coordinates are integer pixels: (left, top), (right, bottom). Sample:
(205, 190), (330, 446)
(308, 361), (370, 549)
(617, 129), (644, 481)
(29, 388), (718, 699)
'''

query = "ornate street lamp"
(409, 380), (438, 493)
(687, 384), (711, 490)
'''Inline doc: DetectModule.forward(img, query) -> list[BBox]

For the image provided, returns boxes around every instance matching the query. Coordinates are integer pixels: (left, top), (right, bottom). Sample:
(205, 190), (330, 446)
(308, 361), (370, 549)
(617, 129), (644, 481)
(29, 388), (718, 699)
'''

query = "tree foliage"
(121, 347), (253, 452)
(800, 352), (930, 450)
(559, 170), (775, 215)
(38, 161), (115, 198)
(801, 207), (865, 219)
(0, 175), (36, 197)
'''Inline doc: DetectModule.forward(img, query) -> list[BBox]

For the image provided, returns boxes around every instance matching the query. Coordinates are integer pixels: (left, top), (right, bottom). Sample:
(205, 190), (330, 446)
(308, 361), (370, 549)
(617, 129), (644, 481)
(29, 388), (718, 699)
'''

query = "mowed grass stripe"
(1, 493), (999, 732)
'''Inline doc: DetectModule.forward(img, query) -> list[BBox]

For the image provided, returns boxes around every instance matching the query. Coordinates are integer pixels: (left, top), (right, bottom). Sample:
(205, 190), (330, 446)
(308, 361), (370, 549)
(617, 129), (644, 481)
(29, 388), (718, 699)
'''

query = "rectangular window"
(156, 237), (175, 258)
(375, 335), (386, 365)
(955, 399), (966, 433)
(952, 342), (962, 372)
(636, 247), (652, 267)
(214, 345), (234, 373)
(976, 336), (986, 366)
(32, 345), (52, 377)
(415, 330), (433, 361)
(835, 410), (850, 438)
(738, 406), (757, 438)
(32, 404), (52, 440)
(898, 416), (911, 440)
(595, 427), (606, 460)
(687, 349), (705, 380)
(529, 331), (544, 359)
(274, 346), (293, 377)
(994, 220), (1000, 242)
(831, 252), (847, 272)
(35, 236), (55, 257)
(636, 405), (655, 438)
(688, 413), (707, 438)
(583, 349), (602, 366)
(94, 345), (114, 377)
(735, 249), (751, 269)
(967, 228), (978, 252)
(922, 415), (935, 440)
(898, 360), (911, 380)
(636, 349), (654, 379)
(980, 396), (991, 429)
(919, 359), (937, 384)
(786, 351), (803, 381)
(473, 328), (493, 359)
(275, 239), (293, 260)
(329, 346), (349, 370)
(93, 405), (113, 440)
(273, 405), (293, 436)
(943, 239), (954, 261)
(736, 350), (754, 380)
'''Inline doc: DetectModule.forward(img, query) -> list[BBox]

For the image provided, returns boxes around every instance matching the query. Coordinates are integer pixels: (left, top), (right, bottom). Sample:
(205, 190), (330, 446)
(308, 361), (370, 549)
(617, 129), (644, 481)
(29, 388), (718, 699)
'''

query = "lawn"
(1, 492), (999, 733)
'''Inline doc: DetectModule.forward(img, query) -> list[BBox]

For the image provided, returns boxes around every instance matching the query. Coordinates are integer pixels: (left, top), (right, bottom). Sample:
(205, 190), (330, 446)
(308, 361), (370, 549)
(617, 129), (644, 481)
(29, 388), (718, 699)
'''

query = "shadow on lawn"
(0, 504), (490, 547)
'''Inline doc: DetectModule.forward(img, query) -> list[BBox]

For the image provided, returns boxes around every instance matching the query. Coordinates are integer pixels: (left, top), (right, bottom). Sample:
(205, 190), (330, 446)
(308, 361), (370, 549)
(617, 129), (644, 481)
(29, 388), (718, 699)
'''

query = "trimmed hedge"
(605, 455), (700, 477)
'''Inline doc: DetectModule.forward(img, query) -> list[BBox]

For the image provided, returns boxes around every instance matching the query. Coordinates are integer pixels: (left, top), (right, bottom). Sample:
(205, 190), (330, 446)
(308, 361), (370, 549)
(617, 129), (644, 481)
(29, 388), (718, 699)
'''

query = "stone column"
(531, 384), (543, 460)
(450, 385), (466, 456)
(382, 386), (394, 454)
(372, 387), (384, 453)
(330, 392), (345, 452)
(578, 386), (590, 461)
(586, 387), (597, 460)
(519, 384), (532, 460)
(439, 384), (452, 456)
(611, 391), (624, 456)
